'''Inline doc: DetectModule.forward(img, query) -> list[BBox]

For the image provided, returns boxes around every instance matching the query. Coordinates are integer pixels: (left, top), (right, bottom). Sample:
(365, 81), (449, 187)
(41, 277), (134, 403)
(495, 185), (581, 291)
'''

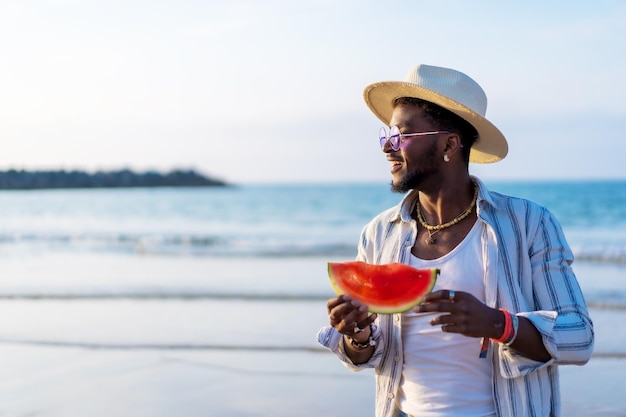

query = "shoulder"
(359, 194), (416, 247)
(488, 191), (546, 213)
(491, 192), (552, 221)
(361, 204), (401, 236)
(474, 178), (549, 222)
(364, 190), (417, 229)
(478, 186), (568, 246)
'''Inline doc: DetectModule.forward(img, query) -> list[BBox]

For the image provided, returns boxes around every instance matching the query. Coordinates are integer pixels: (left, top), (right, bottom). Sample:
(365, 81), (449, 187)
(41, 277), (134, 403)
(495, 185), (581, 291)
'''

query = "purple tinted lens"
(379, 127), (388, 149)
(388, 134), (401, 151)
(379, 126), (403, 151)
(389, 126), (401, 151)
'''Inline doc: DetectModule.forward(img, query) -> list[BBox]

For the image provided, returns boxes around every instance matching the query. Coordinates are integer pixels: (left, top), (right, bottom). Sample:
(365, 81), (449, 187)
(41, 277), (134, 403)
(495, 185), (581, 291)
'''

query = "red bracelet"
(504, 314), (519, 346)
(492, 308), (513, 343)
(480, 309), (519, 357)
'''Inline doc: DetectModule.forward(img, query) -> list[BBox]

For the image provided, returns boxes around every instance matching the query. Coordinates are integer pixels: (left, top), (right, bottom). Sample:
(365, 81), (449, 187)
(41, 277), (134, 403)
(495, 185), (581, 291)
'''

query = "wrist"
(351, 325), (371, 343)
(493, 309), (507, 339)
(491, 308), (518, 345)
(345, 325), (376, 350)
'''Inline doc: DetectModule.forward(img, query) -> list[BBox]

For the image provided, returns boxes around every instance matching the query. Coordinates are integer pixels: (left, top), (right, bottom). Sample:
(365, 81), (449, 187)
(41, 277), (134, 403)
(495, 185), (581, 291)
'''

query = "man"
(317, 64), (594, 417)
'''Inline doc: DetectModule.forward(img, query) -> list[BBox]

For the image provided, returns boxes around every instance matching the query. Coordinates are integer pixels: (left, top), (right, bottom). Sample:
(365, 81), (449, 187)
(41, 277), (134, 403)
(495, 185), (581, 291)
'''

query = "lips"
(387, 158), (403, 173)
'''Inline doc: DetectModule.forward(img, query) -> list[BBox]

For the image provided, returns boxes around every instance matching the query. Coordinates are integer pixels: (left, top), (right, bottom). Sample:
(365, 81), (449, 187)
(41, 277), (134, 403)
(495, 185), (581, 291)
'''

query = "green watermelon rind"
(328, 262), (440, 314)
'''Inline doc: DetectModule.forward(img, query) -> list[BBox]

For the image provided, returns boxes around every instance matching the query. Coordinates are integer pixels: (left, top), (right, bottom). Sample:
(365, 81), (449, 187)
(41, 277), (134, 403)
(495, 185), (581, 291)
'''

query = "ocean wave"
(3, 231), (626, 263)
(0, 292), (329, 301)
(572, 250), (626, 264)
(0, 338), (623, 359)
(586, 301), (626, 311)
(0, 338), (324, 352)
(0, 231), (357, 257)
(1, 291), (625, 311)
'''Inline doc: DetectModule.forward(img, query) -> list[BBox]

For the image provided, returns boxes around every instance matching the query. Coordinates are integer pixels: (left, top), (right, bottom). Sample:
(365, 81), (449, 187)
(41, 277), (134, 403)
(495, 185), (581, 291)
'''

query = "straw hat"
(363, 64), (508, 163)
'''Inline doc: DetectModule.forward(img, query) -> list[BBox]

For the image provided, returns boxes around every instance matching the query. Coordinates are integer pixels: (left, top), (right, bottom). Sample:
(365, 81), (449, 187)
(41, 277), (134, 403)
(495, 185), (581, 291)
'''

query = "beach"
(0, 344), (622, 416)
(0, 253), (624, 416)
(0, 182), (625, 416)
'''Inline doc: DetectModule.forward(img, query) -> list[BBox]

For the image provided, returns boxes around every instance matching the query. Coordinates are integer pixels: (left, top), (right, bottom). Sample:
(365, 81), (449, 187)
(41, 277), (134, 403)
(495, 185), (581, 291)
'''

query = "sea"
(2, 180), (626, 262)
(0, 180), (624, 416)
(0, 180), (625, 333)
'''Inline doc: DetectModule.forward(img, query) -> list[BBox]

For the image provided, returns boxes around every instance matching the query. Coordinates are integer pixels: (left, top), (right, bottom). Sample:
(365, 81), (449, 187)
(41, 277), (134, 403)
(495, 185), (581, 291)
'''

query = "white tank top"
(398, 221), (496, 416)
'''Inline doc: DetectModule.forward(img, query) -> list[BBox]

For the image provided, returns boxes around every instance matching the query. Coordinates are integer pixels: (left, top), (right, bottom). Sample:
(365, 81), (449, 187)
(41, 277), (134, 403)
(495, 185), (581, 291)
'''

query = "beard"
(390, 141), (439, 194)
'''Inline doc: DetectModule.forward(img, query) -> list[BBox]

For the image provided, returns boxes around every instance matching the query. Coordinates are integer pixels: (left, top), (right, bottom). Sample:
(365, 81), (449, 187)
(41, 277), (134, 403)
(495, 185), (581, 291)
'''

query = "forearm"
(480, 307), (550, 362)
(506, 316), (551, 362)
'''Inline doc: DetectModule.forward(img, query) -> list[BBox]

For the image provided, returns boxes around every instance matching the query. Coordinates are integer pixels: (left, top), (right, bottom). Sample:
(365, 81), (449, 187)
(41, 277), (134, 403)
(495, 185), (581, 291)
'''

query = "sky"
(0, 0), (625, 184)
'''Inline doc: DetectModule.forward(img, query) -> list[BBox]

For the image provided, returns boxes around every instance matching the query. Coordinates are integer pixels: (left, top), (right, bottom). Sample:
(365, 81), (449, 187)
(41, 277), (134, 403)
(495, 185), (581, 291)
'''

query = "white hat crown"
(406, 64), (488, 116)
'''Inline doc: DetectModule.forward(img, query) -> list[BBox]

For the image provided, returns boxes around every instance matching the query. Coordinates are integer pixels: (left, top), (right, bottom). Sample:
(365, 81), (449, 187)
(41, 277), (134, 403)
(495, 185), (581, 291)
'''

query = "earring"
(443, 154), (450, 162)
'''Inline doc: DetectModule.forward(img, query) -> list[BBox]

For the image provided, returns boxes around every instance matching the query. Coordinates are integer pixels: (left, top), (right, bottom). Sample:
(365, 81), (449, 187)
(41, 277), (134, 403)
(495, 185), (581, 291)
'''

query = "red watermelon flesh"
(328, 261), (439, 314)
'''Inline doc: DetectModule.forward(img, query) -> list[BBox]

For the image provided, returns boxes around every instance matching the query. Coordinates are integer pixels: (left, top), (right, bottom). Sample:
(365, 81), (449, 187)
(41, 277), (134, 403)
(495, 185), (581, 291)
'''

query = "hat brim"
(364, 81), (508, 163)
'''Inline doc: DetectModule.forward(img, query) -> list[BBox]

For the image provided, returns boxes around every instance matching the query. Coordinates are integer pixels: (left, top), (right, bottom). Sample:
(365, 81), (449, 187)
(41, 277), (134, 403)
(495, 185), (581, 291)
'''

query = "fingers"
(415, 289), (461, 313)
(418, 301), (463, 334)
(327, 295), (376, 335)
(415, 291), (498, 338)
(326, 294), (352, 314)
(355, 312), (378, 332)
(421, 289), (459, 304)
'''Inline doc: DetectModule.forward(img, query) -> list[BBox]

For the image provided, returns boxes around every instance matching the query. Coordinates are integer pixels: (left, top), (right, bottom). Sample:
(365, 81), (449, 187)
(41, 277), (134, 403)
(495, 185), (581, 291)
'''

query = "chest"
(411, 214), (478, 260)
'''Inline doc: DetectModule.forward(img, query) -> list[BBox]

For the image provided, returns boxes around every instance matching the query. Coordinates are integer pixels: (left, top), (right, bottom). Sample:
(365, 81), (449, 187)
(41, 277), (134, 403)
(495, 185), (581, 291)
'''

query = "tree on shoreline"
(0, 169), (229, 190)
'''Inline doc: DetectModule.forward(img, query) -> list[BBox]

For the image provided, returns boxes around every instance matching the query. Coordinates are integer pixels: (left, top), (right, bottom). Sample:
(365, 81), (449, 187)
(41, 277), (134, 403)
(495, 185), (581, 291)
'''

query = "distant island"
(0, 169), (229, 190)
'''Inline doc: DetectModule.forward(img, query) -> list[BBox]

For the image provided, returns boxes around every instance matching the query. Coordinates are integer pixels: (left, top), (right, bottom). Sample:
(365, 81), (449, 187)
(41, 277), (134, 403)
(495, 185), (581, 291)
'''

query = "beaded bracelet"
(346, 325), (376, 350)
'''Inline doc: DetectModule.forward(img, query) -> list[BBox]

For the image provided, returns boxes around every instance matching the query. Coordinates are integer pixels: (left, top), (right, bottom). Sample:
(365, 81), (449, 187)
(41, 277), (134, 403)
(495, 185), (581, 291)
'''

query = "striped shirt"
(317, 176), (594, 417)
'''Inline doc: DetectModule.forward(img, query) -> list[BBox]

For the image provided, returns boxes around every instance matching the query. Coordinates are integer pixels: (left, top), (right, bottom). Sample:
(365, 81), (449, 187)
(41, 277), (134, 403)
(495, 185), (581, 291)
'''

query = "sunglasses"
(379, 126), (449, 151)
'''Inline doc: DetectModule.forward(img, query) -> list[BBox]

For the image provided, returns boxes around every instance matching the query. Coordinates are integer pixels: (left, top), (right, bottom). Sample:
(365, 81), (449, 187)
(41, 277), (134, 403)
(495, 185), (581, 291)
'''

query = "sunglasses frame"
(379, 126), (450, 151)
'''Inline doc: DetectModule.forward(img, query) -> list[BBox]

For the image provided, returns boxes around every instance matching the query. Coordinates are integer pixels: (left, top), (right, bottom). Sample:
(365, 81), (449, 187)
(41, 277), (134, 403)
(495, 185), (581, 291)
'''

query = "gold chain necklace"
(416, 183), (478, 244)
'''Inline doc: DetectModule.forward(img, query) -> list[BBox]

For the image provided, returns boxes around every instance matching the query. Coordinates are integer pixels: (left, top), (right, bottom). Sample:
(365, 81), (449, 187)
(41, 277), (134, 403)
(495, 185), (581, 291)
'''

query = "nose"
(380, 137), (394, 153)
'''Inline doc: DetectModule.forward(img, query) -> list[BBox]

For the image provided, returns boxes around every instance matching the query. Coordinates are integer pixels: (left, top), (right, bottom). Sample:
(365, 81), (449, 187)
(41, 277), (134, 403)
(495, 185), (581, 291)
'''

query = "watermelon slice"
(328, 261), (439, 314)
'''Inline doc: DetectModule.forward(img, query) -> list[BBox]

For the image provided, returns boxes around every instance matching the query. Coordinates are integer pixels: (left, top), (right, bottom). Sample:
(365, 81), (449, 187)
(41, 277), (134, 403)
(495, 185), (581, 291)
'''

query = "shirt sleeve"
(316, 324), (384, 371)
(497, 205), (594, 378)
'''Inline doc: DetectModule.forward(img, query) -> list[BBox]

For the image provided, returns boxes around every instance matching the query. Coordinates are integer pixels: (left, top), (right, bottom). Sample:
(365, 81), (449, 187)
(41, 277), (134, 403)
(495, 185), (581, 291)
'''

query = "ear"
(443, 132), (463, 155)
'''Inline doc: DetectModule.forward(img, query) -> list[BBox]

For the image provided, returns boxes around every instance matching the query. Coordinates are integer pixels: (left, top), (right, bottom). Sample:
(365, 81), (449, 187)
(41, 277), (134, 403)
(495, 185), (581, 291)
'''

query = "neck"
(417, 176), (476, 225)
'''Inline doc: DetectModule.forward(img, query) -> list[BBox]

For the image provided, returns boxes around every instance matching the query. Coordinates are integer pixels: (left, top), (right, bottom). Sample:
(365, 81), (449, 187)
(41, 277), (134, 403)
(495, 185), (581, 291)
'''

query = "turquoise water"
(1, 180), (625, 261)
(0, 180), (624, 313)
